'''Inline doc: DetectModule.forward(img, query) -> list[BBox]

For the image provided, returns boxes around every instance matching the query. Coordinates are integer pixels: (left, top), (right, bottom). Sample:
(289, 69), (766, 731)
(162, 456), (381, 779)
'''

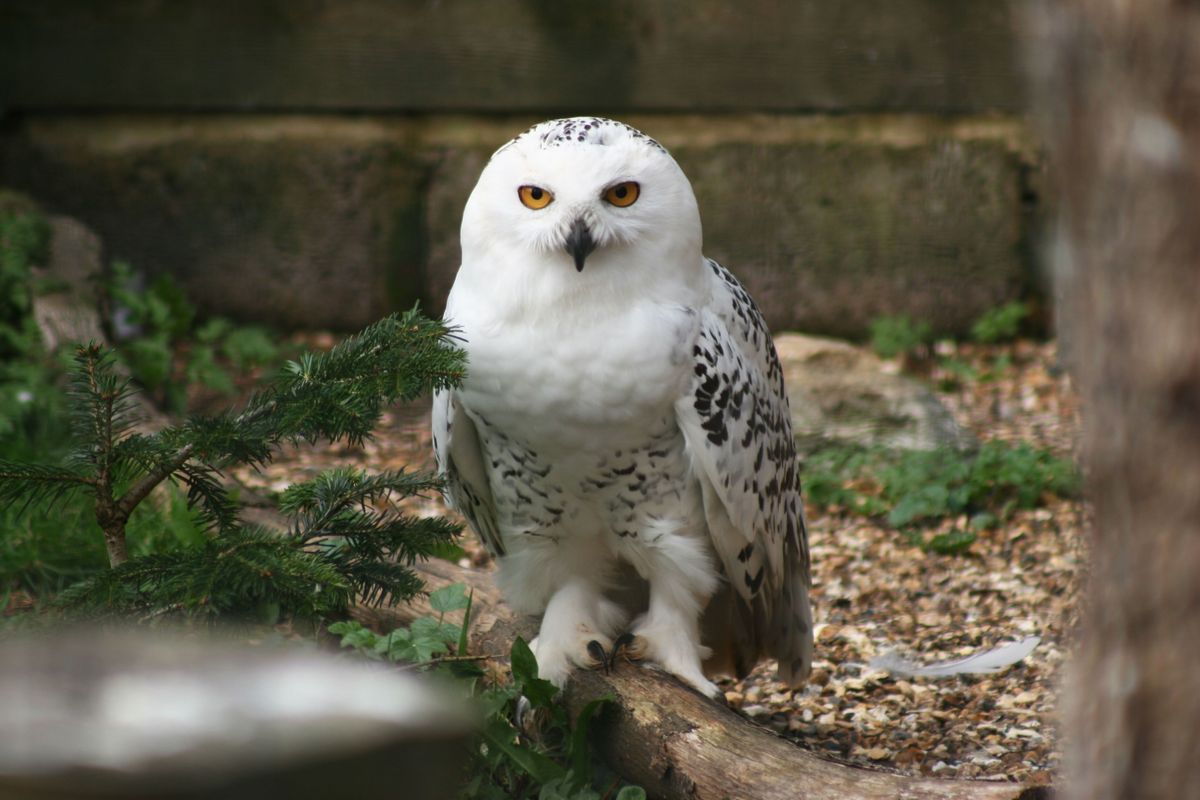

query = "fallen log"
(353, 560), (1046, 800)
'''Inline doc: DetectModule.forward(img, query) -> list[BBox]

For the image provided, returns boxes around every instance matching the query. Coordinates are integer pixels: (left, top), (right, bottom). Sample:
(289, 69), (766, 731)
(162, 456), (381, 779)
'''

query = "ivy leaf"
(411, 616), (462, 648)
(429, 582), (470, 614)
(328, 620), (379, 654)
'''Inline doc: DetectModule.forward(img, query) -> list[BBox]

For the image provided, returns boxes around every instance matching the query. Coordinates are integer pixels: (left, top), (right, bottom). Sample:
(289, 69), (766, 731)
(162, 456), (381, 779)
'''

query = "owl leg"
(621, 534), (722, 699)
(528, 578), (625, 688)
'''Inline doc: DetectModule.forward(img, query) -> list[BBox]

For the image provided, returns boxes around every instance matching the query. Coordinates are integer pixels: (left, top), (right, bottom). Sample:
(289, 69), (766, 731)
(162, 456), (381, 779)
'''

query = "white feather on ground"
(869, 636), (1041, 678)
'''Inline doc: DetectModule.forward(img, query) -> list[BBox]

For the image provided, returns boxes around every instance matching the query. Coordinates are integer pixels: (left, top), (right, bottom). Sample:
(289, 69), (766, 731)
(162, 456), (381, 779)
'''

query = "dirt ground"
(244, 336), (1084, 788)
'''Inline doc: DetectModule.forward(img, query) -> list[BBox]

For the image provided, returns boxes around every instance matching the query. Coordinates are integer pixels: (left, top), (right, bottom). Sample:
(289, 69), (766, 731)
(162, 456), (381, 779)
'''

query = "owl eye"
(518, 185), (553, 210)
(603, 181), (640, 208)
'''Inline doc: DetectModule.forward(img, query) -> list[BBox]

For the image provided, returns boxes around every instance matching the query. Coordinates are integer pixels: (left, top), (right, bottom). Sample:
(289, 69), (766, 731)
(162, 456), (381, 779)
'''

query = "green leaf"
(481, 717), (566, 786)
(511, 636), (559, 708)
(924, 528), (977, 555)
(329, 620), (381, 654)
(458, 588), (474, 656)
(511, 636), (539, 684)
(615, 787), (648, 800)
(538, 778), (601, 800)
(122, 336), (173, 390)
(971, 301), (1029, 344)
(568, 697), (612, 788)
(411, 615), (462, 646)
(429, 582), (471, 614)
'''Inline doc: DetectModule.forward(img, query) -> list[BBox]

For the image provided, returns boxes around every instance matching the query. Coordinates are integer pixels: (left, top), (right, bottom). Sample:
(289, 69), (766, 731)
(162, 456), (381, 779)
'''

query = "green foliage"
(878, 440), (1078, 526)
(802, 440), (1079, 554)
(329, 584), (643, 800)
(0, 309), (467, 621)
(971, 301), (1030, 344)
(800, 446), (888, 516)
(106, 261), (280, 412)
(0, 206), (65, 445)
(0, 480), (208, 600)
(869, 314), (933, 359)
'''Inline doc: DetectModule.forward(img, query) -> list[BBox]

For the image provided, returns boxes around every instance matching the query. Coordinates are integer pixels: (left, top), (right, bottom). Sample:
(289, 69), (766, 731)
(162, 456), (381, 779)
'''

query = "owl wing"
(674, 259), (813, 686)
(432, 388), (505, 558)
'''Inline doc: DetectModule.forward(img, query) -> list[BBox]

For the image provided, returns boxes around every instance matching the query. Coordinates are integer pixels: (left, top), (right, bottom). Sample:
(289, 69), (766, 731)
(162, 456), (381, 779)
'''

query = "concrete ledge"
(1, 114), (1038, 335)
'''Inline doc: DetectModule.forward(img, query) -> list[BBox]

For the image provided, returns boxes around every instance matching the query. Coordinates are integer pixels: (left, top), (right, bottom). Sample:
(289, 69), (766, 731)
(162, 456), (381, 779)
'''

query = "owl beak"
(565, 217), (596, 272)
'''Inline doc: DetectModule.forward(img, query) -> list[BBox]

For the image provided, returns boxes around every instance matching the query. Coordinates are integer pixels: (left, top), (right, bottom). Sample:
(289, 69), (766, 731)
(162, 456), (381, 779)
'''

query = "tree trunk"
(355, 560), (1042, 800)
(1028, 2), (1200, 798)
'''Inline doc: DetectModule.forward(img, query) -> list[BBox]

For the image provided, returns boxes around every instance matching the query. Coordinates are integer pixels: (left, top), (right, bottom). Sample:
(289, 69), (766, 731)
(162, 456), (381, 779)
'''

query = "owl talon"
(608, 631), (638, 671)
(586, 639), (609, 672)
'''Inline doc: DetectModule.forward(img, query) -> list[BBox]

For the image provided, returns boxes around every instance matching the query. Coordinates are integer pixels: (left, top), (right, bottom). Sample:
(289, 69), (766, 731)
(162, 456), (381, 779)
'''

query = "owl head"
(459, 118), (703, 286)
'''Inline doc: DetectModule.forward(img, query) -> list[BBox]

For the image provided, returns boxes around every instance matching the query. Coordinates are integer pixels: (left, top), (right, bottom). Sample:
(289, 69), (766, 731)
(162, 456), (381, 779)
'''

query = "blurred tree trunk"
(1029, 2), (1200, 798)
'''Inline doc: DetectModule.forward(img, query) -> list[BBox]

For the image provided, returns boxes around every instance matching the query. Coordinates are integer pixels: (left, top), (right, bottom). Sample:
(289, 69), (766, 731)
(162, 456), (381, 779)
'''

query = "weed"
(330, 584), (645, 800)
(869, 315), (933, 360)
(802, 440), (1078, 554)
(971, 301), (1030, 344)
(106, 261), (280, 412)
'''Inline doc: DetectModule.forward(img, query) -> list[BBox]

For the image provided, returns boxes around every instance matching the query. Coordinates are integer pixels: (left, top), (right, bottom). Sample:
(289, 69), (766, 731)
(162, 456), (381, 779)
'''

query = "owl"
(432, 118), (811, 699)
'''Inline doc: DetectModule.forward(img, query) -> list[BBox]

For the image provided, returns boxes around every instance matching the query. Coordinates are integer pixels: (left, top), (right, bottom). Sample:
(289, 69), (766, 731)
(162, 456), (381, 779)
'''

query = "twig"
(395, 654), (503, 672)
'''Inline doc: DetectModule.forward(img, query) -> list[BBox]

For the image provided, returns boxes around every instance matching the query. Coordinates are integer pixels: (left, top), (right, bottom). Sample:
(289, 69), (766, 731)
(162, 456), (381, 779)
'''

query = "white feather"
(870, 636), (1041, 678)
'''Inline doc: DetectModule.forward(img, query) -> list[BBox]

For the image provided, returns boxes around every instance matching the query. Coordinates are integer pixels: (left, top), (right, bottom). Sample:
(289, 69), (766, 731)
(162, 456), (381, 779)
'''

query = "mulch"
(237, 336), (1084, 788)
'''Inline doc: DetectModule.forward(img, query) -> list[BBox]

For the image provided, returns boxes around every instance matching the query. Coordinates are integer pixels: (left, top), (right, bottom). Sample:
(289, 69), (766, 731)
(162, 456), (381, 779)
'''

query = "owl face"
(460, 118), (702, 277)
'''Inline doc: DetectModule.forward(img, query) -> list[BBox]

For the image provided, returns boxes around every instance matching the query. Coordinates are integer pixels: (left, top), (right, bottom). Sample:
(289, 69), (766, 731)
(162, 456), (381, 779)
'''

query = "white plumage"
(432, 118), (812, 698)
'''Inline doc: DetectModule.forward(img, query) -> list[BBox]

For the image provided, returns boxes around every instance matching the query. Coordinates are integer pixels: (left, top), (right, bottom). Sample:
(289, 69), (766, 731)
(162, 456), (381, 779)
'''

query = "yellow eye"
(603, 181), (640, 207)
(518, 185), (553, 209)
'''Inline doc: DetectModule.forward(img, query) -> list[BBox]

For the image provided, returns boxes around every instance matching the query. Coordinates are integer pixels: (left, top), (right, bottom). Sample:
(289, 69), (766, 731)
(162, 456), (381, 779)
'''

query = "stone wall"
(0, 1), (1040, 336)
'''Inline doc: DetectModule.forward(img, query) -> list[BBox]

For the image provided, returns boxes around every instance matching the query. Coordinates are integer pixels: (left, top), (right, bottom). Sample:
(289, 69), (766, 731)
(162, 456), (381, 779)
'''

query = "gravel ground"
(244, 337), (1084, 789)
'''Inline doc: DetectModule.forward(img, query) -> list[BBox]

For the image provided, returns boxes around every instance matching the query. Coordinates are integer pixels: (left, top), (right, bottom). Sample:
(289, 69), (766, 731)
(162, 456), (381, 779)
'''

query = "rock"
(20, 206), (170, 430)
(32, 215), (106, 351)
(775, 333), (972, 454)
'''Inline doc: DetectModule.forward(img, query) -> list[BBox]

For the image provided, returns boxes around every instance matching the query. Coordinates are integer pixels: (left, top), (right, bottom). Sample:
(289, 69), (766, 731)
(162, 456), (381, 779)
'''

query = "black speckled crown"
(512, 117), (667, 153)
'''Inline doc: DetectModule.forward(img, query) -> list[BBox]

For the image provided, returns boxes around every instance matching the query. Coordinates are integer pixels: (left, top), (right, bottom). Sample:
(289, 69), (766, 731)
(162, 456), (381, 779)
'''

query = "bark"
(354, 560), (1043, 800)
(1028, 2), (1200, 798)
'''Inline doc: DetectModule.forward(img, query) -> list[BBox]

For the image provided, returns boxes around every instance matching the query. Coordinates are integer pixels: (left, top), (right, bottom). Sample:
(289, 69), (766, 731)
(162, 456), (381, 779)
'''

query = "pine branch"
(0, 460), (94, 511)
(67, 343), (142, 470)
(11, 307), (466, 620)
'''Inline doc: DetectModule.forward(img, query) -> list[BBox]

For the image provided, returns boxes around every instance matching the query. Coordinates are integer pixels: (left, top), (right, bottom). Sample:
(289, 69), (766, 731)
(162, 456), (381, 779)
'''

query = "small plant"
(0, 309), (465, 620)
(869, 314), (933, 360)
(105, 261), (280, 412)
(0, 201), (65, 446)
(802, 440), (1078, 554)
(330, 584), (646, 800)
(970, 301), (1030, 344)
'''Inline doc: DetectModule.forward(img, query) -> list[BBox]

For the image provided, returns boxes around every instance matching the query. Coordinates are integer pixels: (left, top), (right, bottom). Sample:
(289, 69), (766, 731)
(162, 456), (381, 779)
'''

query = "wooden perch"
(353, 560), (1046, 800)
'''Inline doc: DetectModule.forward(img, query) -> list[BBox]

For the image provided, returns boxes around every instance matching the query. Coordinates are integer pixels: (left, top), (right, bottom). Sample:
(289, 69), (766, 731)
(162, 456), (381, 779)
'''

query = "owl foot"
(624, 623), (721, 700)
(529, 631), (614, 688)
(605, 631), (638, 671)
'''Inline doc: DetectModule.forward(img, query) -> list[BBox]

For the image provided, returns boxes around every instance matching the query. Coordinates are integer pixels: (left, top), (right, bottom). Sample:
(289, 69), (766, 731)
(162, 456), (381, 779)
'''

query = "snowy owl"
(432, 118), (812, 698)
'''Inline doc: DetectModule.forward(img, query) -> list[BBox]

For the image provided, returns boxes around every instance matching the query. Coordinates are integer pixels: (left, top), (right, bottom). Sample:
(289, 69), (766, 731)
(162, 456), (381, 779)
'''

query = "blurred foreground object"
(1028, 1), (1200, 798)
(0, 630), (473, 799)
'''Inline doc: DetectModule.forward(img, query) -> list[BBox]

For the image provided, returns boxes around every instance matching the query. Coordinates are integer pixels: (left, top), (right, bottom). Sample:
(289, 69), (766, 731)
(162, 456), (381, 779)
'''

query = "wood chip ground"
(237, 337), (1083, 788)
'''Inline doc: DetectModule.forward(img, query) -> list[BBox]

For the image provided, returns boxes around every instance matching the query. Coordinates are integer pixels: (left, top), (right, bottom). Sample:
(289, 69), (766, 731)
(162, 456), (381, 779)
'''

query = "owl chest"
(473, 410), (701, 539)
(458, 307), (693, 452)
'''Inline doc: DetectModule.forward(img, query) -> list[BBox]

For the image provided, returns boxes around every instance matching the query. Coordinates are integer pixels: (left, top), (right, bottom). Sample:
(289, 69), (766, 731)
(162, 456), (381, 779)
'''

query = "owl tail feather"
(774, 560), (814, 688)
